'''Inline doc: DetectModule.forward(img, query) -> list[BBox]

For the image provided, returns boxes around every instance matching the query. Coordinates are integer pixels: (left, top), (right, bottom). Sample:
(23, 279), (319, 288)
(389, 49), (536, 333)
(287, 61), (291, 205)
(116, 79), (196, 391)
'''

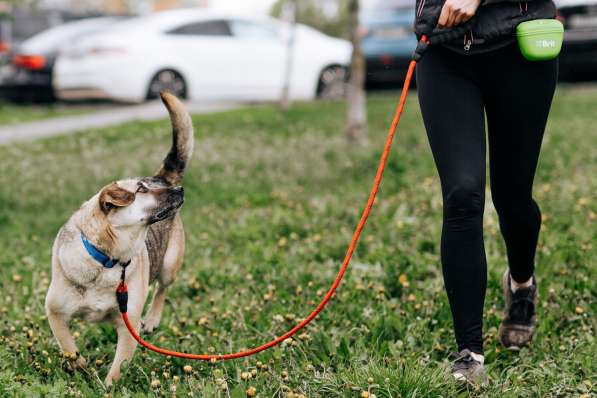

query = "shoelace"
(449, 350), (478, 371)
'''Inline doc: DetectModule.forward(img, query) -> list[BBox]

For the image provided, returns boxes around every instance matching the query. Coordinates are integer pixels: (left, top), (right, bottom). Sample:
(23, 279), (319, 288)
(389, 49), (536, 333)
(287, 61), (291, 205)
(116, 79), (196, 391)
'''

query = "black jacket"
(415, 0), (557, 48)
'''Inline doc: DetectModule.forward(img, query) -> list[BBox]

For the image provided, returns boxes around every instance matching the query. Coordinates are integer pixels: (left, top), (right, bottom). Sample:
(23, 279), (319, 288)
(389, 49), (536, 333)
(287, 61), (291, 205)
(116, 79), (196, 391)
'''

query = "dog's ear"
(99, 183), (135, 214)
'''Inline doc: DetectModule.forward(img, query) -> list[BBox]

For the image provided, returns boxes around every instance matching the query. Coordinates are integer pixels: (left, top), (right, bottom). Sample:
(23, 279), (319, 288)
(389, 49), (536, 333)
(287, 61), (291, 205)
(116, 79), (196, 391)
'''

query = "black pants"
(416, 42), (557, 354)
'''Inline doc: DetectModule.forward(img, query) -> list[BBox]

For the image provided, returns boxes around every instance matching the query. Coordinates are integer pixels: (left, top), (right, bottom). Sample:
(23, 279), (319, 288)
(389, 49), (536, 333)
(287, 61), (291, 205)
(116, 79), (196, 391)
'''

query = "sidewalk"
(0, 101), (238, 145)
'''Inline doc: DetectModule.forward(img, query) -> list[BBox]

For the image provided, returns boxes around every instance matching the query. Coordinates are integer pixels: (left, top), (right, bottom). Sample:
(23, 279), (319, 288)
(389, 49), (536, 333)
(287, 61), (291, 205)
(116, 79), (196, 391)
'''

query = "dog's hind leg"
(142, 218), (185, 334)
(142, 284), (169, 334)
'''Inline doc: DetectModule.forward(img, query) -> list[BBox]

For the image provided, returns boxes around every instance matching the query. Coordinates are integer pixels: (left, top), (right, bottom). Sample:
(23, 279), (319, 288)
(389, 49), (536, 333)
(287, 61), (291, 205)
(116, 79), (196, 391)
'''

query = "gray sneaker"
(498, 270), (537, 350)
(450, 349), (488, 386)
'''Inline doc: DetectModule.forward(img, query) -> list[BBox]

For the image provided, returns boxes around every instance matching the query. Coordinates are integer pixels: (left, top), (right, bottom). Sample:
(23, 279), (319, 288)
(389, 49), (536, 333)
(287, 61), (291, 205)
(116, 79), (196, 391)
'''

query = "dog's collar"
(81, 233), (130, 269)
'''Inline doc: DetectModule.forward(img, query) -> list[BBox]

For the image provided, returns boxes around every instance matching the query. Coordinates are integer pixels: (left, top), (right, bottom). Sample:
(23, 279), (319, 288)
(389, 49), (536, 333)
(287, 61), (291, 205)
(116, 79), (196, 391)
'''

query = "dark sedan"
(361, 0), (417, 86)
(557, 0), (597, 81)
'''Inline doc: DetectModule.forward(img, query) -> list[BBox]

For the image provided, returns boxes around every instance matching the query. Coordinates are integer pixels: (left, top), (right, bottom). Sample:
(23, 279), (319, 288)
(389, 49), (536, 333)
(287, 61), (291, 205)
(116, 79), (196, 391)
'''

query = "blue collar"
(81, 233), (128, 269)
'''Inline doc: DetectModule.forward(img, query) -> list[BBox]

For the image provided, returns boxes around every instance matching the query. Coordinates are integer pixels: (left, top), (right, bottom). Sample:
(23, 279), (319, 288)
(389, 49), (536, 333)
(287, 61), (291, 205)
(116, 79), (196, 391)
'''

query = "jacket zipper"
(463, 30), (473, 52)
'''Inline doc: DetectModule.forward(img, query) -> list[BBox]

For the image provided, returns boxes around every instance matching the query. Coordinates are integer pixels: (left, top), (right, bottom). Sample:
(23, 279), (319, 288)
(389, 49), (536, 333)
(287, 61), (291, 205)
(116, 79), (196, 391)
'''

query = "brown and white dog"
(45, 92), (194, 386)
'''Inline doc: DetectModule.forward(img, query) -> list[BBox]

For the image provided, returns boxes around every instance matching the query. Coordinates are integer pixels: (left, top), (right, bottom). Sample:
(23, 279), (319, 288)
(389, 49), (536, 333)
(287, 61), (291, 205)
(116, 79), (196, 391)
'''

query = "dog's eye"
(136, 184), (149, 194)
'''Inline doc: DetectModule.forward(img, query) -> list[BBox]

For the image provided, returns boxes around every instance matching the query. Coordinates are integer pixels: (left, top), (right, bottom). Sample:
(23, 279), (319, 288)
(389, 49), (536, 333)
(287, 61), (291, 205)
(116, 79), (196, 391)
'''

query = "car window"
(167, 20), (232, 36)
(19, 17), (122, 54)
(229, 20), (279, 40)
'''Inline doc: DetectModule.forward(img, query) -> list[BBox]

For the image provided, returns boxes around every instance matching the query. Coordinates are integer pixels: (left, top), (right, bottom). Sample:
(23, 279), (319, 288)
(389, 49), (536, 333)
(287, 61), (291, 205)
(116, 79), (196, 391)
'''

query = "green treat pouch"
(517, 19), (564, 61)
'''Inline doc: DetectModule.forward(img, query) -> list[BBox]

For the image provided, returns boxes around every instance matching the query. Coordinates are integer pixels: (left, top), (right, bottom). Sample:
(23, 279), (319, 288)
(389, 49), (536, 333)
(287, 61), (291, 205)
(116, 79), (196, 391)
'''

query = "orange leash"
(116, 37), (429, 361)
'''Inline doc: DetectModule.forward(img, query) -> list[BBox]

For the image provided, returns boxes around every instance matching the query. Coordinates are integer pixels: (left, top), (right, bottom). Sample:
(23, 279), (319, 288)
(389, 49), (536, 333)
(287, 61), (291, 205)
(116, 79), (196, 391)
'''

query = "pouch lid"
(517, 19), (564, 37)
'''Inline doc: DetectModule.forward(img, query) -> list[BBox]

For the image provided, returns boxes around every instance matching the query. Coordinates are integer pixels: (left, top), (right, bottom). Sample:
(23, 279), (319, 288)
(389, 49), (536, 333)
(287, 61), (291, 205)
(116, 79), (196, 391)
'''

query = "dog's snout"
(171, 186), (184, 194)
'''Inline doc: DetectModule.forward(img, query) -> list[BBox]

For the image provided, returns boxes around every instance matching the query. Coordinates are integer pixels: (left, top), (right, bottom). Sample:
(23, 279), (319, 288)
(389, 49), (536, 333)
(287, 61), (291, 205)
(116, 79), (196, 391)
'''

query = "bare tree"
(271, 0), (351, 39)
(345, 0), (367, 143)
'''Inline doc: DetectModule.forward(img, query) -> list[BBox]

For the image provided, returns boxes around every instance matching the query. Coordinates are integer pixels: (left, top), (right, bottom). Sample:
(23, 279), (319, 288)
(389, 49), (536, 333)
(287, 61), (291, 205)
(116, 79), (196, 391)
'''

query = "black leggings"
(416, 42), (557, 354)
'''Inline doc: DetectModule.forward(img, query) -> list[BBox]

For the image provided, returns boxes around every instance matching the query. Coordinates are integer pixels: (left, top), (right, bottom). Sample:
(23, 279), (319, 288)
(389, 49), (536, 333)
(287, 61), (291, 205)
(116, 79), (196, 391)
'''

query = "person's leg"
(482, 43), (558, 284)
(417, 46), (487, 355)
(482, 43), (557, 349)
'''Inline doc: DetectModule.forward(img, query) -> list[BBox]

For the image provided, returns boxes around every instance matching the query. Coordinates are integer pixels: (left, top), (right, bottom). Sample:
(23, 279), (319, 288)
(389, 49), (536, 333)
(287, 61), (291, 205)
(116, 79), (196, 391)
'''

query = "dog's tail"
(155, 91), (195, 186)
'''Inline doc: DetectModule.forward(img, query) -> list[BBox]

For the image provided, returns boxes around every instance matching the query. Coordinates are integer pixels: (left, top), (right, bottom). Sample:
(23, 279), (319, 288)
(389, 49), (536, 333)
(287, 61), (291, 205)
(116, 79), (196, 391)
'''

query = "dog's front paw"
(141, 316), (161, 334)
(62, 352), (86, 370)
(104, 373), (118, 388)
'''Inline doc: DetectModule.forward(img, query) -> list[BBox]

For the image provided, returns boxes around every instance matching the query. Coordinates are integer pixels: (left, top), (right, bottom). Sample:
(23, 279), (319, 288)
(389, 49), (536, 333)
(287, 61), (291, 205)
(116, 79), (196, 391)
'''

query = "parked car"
(361, 0), (417, 86)
(54, 9), (352, 103)
(2, 17), (122, 102)
(0, 41), (10, 71)
(557, 0), (597, 81)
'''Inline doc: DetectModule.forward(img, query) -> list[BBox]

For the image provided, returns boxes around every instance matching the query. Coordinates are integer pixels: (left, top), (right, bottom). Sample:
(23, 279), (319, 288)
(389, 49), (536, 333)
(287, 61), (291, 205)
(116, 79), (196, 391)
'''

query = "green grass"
(0, 86), (595, 397)
(0, 102), (91, 125)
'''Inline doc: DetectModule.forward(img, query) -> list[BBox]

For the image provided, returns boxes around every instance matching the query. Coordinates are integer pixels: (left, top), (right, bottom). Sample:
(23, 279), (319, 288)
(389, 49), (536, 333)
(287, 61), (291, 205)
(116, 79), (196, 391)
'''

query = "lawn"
(0, 86), (594, 397)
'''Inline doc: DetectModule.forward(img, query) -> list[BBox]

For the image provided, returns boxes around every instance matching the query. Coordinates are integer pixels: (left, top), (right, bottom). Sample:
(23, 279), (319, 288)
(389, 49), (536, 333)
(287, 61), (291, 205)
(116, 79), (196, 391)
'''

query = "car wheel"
(147, 70), (186, 100)
(317, 65), (348, 99)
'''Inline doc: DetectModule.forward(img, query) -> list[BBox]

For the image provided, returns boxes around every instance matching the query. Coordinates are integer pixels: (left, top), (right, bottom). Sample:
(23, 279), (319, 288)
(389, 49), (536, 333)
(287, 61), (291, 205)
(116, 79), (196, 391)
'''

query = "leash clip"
(116, 261), (130, 314)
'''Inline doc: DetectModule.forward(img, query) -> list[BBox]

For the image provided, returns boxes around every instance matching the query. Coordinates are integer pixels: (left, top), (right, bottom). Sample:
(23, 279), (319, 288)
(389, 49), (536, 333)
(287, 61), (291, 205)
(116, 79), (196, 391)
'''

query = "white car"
(54, 9), (352, 102)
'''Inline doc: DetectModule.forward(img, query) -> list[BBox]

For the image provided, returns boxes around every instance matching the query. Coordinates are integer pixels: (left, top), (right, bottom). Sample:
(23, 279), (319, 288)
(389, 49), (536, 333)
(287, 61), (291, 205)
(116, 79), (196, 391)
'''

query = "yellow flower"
(399, 274), (409, 287)
(246, 386), (257, 397)
(575, 306), (585, 314)
(183, 365), (193, 374)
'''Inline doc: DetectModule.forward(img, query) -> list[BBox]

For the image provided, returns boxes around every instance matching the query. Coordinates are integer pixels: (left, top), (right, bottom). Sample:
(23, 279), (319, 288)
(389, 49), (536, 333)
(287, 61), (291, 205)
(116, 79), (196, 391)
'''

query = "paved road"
(0, 101), (238, 145)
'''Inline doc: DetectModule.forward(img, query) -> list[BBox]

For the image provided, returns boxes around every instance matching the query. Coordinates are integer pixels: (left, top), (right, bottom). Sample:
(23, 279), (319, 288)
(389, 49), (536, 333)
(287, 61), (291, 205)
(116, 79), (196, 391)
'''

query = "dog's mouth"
(148, 197), (184, 224)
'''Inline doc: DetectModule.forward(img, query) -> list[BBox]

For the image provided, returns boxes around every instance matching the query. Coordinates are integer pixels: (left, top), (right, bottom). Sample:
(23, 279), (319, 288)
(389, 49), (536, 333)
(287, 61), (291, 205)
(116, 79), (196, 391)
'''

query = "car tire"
(147, 69), (187, 100)
(317, 65), (348, 99)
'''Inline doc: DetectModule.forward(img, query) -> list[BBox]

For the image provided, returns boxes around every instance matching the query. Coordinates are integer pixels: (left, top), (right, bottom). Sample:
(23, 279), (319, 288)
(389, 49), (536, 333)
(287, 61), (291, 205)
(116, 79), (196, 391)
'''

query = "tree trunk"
(346, 0), (367, 143)
(280, 0), (297, 111)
